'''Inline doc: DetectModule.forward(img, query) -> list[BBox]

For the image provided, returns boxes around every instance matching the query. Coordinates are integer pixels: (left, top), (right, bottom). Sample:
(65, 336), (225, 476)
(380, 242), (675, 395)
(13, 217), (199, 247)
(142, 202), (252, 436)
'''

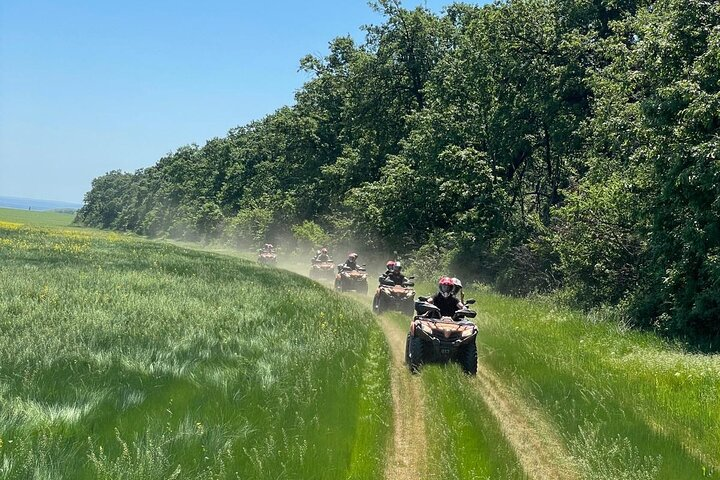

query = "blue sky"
(0, 0), (456, 204)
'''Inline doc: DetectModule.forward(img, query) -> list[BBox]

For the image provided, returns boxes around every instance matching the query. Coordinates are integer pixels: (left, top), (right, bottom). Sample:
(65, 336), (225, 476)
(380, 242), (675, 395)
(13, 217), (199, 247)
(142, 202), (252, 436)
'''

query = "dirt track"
(376, 312), (578, 480)
(378, 314), (429, 480)
(303, 269), (578, 480)
(473, 363), (578, 480)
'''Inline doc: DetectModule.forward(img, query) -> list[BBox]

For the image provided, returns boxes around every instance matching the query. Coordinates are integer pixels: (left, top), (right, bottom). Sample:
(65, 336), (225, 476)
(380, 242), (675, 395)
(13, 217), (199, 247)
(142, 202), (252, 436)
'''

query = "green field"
(0, 207), (76, 227)
(473, 292), (720, 479)
(1, 208), (718, 479)
(0, 210), (391, 479)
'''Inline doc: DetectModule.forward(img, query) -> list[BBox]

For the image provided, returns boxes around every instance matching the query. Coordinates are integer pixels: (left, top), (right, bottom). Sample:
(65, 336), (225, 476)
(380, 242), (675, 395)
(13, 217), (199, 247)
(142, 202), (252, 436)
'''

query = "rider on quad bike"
(451, 277), (464, 303)
(382, 261), (408, 286)
(374, 261), (415, 314)
(335, 253), (368, 293)
(342, 253), (359, 270)
(382, 260), (396, 277)
(427, 276), (466, 316)
(405, 276), (477, 374)
(258, 243), (277, 265)
(313, 247), (331, 263)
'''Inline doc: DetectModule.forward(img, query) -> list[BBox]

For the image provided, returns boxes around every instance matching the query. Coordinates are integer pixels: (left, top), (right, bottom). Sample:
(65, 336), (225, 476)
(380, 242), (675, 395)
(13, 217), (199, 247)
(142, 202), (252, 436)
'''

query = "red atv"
(405, 298), (478, 375)
(335, 265), (369, 294)
(373, 277), (416, 315)
(309, 260), (335, 282)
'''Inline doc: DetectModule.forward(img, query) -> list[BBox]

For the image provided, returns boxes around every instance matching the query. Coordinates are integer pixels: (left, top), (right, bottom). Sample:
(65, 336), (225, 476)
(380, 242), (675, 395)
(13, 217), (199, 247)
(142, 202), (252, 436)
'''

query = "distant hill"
(0, 196), (81, 212)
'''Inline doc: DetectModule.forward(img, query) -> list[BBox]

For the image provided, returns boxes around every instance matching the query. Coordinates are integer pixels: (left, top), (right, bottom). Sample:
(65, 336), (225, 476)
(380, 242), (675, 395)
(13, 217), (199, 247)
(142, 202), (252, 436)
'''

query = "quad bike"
(373, 277), (416, 315)
(309, 261), (336, 282)
(334, 265), (369, 294)
(405, 298), (478, 375)
(257, 252), (277, 265)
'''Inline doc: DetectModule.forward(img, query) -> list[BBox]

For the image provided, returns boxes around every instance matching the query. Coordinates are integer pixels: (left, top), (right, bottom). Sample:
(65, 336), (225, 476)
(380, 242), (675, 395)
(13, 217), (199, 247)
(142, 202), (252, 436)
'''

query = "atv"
(334, 265), (369, 294)
(257, 251), (277, 265)
(309, 260), (336, 282)
(405, 298), (478, 375)
(373, 277), (416, 315)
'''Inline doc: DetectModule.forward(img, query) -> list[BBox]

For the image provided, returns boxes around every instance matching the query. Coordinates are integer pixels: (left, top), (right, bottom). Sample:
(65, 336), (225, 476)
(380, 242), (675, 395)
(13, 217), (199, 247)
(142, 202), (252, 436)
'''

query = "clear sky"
(0, 0), (454, 204)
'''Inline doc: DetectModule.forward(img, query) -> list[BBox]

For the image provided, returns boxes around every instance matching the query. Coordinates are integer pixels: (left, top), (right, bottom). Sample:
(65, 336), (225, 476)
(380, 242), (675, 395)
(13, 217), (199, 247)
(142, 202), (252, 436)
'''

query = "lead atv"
(334, 265), (369, 294)
(373, 277), (416, 315)
(309, 260), (335, 282)
(257, 251), (277, 265)
(405, 298), (478, 375)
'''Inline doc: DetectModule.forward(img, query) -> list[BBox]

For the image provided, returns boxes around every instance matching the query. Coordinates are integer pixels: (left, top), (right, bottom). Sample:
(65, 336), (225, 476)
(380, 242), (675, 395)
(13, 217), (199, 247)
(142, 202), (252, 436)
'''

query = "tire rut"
(378, 314), (429, 480)
(473, 362), (579, 480)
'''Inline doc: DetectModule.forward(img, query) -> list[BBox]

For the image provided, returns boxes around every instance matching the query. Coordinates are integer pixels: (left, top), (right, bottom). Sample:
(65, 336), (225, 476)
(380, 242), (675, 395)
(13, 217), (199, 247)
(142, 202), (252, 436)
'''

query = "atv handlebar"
(414, 300), (476, 320)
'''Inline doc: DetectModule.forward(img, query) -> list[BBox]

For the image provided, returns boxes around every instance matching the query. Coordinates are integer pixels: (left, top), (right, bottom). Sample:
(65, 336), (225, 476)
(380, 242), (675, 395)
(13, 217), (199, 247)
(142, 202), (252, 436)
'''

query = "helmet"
(438, 276), (454, 298)
(348, 253), (358, 261)
(451, 277), (462, 294)
(386, 260), (396, 270)
(393, 262), (402, 273)
(321, 247), (328, 254)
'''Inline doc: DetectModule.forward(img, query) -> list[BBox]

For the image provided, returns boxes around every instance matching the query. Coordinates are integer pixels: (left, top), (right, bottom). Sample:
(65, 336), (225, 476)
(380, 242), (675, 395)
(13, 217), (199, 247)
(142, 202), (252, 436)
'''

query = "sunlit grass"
(0, 217), (391, 478)
(473, 290), (720, 479)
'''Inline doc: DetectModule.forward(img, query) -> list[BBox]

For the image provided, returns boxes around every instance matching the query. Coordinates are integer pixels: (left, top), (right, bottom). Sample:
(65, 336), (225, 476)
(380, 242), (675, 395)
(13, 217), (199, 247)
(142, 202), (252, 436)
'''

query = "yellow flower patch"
(0, 221), (23, 231)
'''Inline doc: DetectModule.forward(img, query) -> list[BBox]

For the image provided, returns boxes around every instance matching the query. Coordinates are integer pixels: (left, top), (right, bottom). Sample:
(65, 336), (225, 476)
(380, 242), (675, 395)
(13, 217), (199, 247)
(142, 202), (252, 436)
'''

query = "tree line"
(77, 0), (720, 342)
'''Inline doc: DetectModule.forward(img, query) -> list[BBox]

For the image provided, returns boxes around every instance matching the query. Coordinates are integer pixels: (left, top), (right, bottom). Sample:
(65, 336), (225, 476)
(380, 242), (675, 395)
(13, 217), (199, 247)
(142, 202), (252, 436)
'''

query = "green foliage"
(222, 207), (272, 247)
(291, 220), (329, 252)
(76, 0), (720, 339)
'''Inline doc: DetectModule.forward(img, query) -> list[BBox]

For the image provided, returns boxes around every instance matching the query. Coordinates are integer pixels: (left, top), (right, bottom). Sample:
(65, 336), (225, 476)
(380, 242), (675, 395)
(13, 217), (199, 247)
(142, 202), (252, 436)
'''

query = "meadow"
(0, 211), (391, 479)
(474, 290), (720, 479)
(2, 207), (718, 479)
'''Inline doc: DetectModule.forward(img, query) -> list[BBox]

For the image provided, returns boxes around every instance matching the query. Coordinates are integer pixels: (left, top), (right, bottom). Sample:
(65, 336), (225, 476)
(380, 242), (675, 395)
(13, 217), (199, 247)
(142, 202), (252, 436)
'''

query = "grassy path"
(376, 314), (429, 480)
(374, 308), (575, 480)
(473, 362), (578, 479)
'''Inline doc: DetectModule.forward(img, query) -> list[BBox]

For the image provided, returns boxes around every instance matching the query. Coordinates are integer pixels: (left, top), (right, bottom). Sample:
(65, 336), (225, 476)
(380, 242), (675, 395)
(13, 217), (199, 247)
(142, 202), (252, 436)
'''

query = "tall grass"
(0, 215), (391, 478)
(473, 290), (719, 479)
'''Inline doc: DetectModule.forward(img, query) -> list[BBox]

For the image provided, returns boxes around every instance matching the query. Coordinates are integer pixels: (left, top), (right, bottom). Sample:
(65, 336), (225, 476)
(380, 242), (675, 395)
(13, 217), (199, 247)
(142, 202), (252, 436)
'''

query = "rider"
(313, 247), (331, 263)
(451, 277), (464, 302)
(427, 276), (465, 317)
(382, 260), (396, 277)
(342, 253), (359, 270)
(384, 262), (408, 286)
(261, 243), (274, 254)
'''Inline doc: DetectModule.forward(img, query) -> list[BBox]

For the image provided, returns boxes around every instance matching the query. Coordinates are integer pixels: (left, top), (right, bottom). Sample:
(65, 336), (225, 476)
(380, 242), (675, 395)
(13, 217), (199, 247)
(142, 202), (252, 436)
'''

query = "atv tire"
(375, 294), (385, 314)
(358, 283), (368, 295)
(457, 340), (478, 375)
(404, 333), (410, 364)
(408, 336), (425, 373)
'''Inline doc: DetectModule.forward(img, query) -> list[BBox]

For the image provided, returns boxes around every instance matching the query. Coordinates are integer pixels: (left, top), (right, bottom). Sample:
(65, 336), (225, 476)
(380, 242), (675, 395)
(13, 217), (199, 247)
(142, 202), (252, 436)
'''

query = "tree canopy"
(77, 0), (720, 341)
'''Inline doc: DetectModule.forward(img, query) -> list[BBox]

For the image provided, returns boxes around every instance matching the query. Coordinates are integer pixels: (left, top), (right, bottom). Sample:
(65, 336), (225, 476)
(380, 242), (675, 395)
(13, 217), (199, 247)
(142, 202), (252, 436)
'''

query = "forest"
(77, 0), (720, 342)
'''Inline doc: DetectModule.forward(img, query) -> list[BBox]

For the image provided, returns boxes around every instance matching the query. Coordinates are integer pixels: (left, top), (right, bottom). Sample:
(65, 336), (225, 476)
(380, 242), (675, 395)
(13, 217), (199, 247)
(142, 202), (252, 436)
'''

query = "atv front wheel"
(457, 340), (478, 375)
(375, 294), (385, 314)
(404, 333), (410, 364)
(408, 336), (425, 373)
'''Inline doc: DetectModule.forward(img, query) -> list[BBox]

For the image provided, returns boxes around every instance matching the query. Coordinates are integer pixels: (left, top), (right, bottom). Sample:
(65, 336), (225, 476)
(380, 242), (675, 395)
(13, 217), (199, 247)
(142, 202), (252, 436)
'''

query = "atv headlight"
(461, 328), (475, 338)
(421, 323), (433, 335)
